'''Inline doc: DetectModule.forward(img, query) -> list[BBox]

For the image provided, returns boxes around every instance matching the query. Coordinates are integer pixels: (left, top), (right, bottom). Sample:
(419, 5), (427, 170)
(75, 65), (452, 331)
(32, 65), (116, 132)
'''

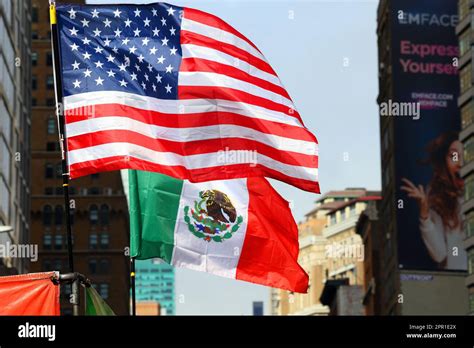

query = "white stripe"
(66, 116), (317, 156)
(182, 17), (264, 63)
(68, 143), (319, 182)
(182, 43), (283, 88)
(63, 91), (304, 128)
(171, 178), (249, 279)
(179, 71), (295, 111)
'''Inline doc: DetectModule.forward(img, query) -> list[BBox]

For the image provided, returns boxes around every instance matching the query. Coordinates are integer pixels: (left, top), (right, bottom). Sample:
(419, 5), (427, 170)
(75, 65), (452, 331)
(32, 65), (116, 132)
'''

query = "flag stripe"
(129, 170), (183, 262)
(64, 103), (314, 141)
(183, 7), (262, 54)
(67, 143), (318, 180)
(181, 17), (264, 62)
(65, 117), (316, 155)
(179, 71), (295, 111)
(235, 178), (309, 292)
(181, 44), (283, 88)
(64, 91), (303, 128)
(181, 31), (276, 77)
(178, 85), (298, 118)
(67, 130), (318, 168)
(72, 156), (320, 193)
(180, 57), (292, 101)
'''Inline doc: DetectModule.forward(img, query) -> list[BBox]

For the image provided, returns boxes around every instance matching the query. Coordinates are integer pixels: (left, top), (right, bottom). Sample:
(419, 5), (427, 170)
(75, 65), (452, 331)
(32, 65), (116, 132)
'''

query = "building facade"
(457, 0), (474, 315)
(0, 0), (32, 275)
(377, 0), (469, 315)
(28, 0), (130, 315)
(135, 259), (175, 315)
(273, 189), (378, 316)
(355, 199), (382, 315)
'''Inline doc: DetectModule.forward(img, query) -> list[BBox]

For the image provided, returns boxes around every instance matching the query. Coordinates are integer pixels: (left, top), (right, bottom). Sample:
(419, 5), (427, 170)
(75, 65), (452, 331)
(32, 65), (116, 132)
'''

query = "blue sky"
(89, 0), (381, 314)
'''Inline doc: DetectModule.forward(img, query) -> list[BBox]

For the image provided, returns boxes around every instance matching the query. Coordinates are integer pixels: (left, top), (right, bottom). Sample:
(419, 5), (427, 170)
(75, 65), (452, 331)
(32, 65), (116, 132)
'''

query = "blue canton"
(56, 3), (183, 99)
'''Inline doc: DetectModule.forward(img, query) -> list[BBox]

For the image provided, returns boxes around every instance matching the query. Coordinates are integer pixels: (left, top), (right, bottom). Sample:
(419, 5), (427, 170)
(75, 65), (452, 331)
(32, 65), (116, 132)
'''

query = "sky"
(88, 0), (381, 315)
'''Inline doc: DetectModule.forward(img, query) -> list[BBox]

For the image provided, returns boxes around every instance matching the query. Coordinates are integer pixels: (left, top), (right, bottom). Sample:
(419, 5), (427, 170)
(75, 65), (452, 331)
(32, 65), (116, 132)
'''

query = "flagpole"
(49, 0), (78, 315)
(131, 257), (136, 315)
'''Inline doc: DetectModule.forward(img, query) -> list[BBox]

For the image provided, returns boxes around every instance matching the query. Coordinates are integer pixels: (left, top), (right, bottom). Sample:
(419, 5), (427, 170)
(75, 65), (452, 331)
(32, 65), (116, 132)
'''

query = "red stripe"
(179, 85), (303, 122)
(181, 30), (276, 77)
(236, 177), (309, 293)
(64, 103), (315, 142)
(67, 130), (318, 168)
(69, 156), (321, 193)
(183, 7), (261, 53)
(180, 57), (292, 101)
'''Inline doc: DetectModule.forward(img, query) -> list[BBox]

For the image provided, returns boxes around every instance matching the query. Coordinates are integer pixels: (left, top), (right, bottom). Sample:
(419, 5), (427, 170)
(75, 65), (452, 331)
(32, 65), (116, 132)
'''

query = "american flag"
(56, 3), (320, 193)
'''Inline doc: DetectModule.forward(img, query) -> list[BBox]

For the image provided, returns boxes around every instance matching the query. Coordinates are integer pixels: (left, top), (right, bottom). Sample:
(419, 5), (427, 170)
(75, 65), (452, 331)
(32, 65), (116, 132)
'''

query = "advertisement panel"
(390, 0), (466, 271)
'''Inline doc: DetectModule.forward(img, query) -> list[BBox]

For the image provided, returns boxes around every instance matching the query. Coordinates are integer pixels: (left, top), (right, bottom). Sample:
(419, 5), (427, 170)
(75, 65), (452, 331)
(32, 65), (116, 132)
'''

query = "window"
(43, 234), (52, 250)
(466, 211), (474, 238)
(31, 52), (38, 66)
(55, 187), (63, 195)
(46, 52), (53, 66)
(55, 205), (63, 226)
(90, 205), (98, 224)
(53, 259), (62, 271)
(43, 205), (53, 225)
(46, 98), (55, 106)
(31, 31), (38, 40)
(46, 75), (54, 90)
(350, 205), (356, 216)
(32, 98), (37, 107)
(461, 101), (474, 130)
(89, 187), (100, 195)
(100, 233), (109, 249)
(340, 209), (346, 221)
(465, 174), (474, 202)
(43, 259), (52, 271)
(465, 136), (474, 165)
(469, 249), (474, 275)
(44, 187), (54, 195)
(45, 163), (54, 178)
(460, 63), (472, 94)
(47, 117), (56, 134)
(89, 259), (97, 274)
(89, 234), (98, 249)
(46, 142), (58, 151)
(459, 0), (470, 21)
(459, 28), (472, 57)
(99, 284), (109, 299)
(54, 234), (63, 250)
(100, 204), (109, 225)
(470, 293), (474, 314)
(330, 214), (336, 225)
(32, 6), (39, 22)
(32, 76), (37, 90)
(99, 259), (110, 274)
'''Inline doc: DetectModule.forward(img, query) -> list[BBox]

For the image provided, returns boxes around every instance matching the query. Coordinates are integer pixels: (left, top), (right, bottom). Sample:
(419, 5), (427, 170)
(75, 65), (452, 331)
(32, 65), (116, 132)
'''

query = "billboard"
(389, 0), (466, 271)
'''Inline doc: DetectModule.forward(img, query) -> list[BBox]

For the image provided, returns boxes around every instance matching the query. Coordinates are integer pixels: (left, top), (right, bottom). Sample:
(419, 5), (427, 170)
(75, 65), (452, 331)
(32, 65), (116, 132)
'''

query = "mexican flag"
(85, 286), (115, 316)
(129, 171), (308, 293)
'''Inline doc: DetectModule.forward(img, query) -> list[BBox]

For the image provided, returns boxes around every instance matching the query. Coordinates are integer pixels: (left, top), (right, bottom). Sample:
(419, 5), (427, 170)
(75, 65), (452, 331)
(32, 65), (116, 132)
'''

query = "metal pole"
(131, 258), (136, 316)
(72, 277), (80, 316)
(49, 1), (74, 274)
(50, 1), (77, 315)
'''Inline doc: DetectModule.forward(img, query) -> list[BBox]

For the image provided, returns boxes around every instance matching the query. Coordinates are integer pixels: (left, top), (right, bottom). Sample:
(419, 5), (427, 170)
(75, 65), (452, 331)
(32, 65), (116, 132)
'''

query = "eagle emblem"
(184, 189), (243, 242)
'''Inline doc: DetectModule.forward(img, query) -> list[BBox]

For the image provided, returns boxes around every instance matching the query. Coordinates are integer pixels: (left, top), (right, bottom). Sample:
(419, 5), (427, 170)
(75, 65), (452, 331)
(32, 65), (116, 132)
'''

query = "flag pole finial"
(49, 3), (56, 25)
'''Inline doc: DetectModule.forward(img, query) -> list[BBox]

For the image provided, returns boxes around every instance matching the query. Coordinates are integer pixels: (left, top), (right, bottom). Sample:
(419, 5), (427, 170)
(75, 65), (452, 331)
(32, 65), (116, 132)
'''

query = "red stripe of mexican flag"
(129, 170), (308, 293)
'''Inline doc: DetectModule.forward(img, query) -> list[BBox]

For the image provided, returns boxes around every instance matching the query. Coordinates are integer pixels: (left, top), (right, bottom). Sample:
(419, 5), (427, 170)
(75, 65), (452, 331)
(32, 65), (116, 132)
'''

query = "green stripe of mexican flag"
(129, 171), (308, 293)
